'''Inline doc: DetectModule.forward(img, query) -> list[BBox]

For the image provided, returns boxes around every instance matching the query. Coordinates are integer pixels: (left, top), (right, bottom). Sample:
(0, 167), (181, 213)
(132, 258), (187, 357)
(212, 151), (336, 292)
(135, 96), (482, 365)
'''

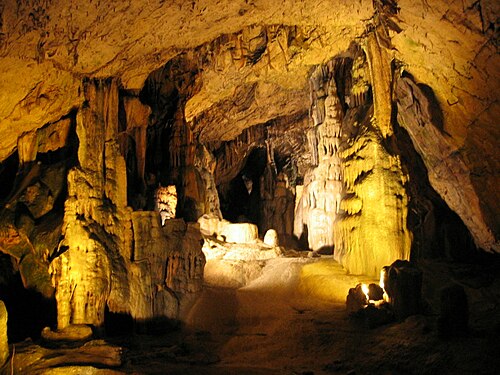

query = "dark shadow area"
(0, 151), (19, 203)
(218, 147), (266, 223)
(104, 305), (134, 337)
(400, 70), (447, 134)
(393, 122), (479, 262)
(0, 253), (56, 342)
(416, 82), (445, 133)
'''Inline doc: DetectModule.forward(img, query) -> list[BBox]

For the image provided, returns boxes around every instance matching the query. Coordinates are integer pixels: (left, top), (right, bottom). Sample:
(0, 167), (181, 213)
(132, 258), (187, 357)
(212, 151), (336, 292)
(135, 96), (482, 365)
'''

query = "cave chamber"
(0, 0), (498, 373)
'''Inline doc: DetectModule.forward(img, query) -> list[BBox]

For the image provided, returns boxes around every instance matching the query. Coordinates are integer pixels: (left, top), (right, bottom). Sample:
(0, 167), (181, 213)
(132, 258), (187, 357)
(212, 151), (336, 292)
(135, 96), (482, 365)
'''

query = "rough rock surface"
(396, 76), (498, 252)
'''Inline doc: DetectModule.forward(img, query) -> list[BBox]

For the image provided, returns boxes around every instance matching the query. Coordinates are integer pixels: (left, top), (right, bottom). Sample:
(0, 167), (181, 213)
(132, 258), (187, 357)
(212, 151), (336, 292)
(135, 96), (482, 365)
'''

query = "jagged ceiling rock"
(0, 0), (371, 160)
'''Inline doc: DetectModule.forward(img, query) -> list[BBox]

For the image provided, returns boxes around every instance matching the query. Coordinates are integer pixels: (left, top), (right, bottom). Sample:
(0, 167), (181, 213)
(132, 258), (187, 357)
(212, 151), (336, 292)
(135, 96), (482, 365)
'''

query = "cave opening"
(218, 147), (266, 224)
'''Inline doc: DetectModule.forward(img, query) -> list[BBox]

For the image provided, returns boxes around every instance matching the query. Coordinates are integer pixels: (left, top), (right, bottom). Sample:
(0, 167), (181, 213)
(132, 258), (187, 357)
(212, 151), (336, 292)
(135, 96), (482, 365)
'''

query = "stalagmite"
(49, 78), (205, 331)
(0, 300), (8, 367)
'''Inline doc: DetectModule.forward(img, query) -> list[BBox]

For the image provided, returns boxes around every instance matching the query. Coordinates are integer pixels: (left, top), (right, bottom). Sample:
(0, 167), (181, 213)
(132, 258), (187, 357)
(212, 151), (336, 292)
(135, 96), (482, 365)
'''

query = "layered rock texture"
(0, 0), (498, 332)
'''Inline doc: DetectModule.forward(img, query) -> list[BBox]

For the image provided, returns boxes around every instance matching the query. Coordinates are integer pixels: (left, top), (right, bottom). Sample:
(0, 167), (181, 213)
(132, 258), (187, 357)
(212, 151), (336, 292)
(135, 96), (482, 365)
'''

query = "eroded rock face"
(396, 76), (499, 252)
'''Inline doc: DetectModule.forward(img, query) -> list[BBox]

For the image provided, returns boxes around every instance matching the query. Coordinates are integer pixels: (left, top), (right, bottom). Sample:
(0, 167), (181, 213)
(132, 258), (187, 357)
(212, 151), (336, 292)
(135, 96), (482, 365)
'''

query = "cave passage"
(218, 147), (266, 224)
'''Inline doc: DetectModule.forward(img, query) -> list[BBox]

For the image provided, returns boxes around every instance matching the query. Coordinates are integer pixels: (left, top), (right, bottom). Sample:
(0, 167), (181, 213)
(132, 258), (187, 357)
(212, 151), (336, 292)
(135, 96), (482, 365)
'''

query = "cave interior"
(0, 0), (499, 374)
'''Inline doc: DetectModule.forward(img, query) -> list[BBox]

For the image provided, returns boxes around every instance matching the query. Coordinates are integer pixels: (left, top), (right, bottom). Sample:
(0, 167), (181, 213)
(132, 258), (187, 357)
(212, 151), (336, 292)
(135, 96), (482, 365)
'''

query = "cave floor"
(6, 257), (500, 375)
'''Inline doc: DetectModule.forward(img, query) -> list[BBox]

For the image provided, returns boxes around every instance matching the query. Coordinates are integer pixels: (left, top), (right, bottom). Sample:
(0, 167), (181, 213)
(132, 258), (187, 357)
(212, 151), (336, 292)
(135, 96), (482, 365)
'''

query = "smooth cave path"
(9, 258), (500, 374)
(132, 258), (500, 375)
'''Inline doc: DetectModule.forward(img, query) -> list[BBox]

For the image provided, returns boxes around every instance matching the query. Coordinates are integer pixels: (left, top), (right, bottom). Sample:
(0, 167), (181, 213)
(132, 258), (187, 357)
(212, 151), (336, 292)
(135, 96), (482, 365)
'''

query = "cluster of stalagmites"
(294, 44), (411, 277)
(47, 78), (206, 334)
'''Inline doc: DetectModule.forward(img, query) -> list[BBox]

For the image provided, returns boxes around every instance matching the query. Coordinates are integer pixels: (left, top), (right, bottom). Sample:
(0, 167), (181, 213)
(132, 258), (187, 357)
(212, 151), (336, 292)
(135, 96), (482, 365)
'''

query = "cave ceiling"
(0, 0), (496, 156)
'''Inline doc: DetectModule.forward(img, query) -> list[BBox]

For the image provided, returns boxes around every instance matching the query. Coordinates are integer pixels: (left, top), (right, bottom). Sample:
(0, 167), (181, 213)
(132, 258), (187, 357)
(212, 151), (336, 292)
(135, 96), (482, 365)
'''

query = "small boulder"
(346, 284), (368, 315)
(383, 260), (423, 320)
(219, 223), (258, 243)
(263, 229), (279, 247)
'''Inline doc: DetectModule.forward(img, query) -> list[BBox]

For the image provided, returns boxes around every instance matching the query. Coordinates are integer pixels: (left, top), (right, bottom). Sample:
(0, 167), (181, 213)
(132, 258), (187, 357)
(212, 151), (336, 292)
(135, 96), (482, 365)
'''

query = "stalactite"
(363, 26), (393, 138)
(17, 131), (38, 167)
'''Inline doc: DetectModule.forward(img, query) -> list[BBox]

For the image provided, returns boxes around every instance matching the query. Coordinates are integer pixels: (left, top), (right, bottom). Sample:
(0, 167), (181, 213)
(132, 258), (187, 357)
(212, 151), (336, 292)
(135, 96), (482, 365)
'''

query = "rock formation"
(296, 45), (411, 276)
(48, 78), (204, 330)
(0, 300), (8, 366)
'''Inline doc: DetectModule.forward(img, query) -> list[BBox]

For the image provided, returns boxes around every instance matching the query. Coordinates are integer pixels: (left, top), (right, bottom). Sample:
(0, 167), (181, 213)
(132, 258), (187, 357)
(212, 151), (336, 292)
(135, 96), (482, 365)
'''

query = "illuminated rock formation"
(49, 78), (204, 330)
(296, 44), (411, 276)
(263, 229), (279, 247)
(334, 45), (411, 276)
(296, 63), (344, 254)
(0, 300), (8, 366)
(220, 223), (259, 244)
(155, 185), (178, 225)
